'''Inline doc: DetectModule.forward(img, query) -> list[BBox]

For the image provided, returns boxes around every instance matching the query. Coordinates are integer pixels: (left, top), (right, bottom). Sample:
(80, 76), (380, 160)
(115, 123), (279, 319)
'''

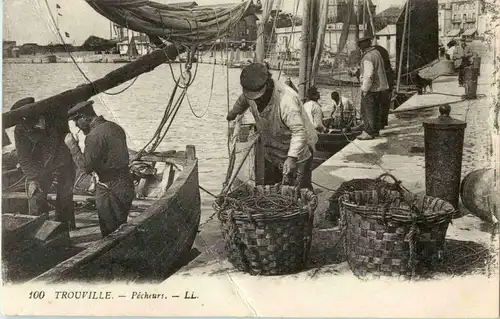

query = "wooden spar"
(366, 0), (376, 45)
(354, 0), (360, 42)
(396, 0), (410, 93)
(2, 44), (186, 129)
(298, 0), (312, 100)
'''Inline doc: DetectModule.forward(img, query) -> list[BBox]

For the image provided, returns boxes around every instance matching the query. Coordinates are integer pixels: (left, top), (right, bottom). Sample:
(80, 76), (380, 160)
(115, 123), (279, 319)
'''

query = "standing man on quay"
(453, 37), (473, 86)
(64, 100), (134, 237)
(356, 35), (389, 140)
(226, 63), (318, 190)
(12, 97), (76, 230)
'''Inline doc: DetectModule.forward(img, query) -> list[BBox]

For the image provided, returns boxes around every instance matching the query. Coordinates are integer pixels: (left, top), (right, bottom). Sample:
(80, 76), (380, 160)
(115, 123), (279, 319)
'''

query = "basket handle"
(376, 173), (402, 187)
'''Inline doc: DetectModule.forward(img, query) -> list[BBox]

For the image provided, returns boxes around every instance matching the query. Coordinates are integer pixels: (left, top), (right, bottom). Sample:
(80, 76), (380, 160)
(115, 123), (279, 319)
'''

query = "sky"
(3, 0), (406, 45)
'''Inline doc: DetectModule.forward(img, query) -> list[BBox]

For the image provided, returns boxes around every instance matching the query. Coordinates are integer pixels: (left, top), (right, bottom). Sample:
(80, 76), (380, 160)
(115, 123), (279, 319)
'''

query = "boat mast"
(363, 0), (366, 36)
(298, 0), (312, 100)
(366, 0), (376, 44)
(354, 0), (360, 43)
(396, 0), (410, 93)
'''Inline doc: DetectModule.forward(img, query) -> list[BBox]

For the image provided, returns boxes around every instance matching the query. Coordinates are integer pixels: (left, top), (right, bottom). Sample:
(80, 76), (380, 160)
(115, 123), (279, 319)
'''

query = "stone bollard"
(423, 104), (467, 211)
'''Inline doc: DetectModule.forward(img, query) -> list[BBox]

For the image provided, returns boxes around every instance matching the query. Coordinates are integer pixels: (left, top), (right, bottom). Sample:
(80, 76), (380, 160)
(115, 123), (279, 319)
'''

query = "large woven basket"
(217, 184), (318, 275)
(339, 174), (456, 279)
(326, 173), (402, 222)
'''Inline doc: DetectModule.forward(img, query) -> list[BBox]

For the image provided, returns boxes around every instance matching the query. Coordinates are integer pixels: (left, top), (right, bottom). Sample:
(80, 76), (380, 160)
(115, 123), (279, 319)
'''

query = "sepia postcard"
(1, 0), (499, 317)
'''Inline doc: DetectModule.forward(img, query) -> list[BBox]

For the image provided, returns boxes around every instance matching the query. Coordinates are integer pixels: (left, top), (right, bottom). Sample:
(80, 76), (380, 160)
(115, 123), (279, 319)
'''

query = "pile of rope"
(85, 0), (252, 46)
(229, 195), (300, 215)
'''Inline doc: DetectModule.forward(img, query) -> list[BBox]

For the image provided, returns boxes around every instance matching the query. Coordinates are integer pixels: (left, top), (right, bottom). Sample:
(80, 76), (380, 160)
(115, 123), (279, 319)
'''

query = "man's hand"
(282, 157), (297, 176)
(64, 133), (77, 148)
(27, 180), (41, 197)
(226, 110), (237, 121)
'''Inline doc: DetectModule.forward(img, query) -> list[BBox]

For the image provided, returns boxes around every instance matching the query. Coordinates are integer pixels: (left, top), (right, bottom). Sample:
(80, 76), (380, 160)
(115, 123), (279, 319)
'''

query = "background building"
(3, 40), (19, 58)
(375, 25), (397, 58)
(439, 0), (483, 43)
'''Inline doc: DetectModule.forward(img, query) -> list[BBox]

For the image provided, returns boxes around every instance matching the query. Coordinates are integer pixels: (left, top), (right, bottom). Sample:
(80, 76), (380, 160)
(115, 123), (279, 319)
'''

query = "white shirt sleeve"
(361, 60), (374, 92)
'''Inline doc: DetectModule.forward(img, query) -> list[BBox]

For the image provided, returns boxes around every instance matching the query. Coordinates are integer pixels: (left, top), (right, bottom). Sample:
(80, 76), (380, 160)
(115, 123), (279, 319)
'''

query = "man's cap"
(307, 86), (319, 95)
(68, 100), (95, 120)
(460, 36), (467, 41)
(11, 97), (35, 111)
(357, 35), (373, 44)
(240, 63), (269, 100)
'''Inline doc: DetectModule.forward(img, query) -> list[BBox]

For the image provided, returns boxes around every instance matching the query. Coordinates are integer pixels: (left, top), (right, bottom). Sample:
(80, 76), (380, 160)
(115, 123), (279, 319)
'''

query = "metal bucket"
(460, 168), (499, 223)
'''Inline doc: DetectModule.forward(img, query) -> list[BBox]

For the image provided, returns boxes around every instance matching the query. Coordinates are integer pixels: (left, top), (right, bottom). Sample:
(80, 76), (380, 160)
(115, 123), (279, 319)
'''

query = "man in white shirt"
(357, 35), (389, 140)
(330, 91), (356, 128)
(303, 86), (327, 133)
(226, 63), (318, 190)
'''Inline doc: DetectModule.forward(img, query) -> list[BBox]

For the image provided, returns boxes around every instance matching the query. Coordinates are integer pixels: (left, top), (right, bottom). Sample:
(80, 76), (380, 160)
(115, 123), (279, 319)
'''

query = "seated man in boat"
(12, 97), (76, 230)
(226, 63), (318, 190)
(303, 86), (327, 133)
(357, 35), (390, 140)
(329, 91), (356, 129)
(64, 100), (134, 237)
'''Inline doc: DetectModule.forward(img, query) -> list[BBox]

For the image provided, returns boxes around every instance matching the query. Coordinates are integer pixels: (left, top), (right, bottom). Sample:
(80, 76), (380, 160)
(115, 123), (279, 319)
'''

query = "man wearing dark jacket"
(12, 97), (76, 229)
(373, 44), (394, 130)
(64, 100), (134, 237)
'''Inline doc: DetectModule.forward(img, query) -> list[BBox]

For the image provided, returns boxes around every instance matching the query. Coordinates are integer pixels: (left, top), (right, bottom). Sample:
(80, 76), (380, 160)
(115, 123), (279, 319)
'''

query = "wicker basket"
(339, 174), (456, 279)
(326, 173), (402, 222)
(217, 184), (318, 275)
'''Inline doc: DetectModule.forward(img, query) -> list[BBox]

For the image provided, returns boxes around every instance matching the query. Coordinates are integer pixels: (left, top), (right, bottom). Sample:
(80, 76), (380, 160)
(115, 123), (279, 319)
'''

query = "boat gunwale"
(28, 155), (200, 283)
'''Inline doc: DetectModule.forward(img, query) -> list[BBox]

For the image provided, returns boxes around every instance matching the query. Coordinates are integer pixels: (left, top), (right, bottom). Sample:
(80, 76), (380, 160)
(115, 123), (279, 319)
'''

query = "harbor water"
(2, 62), (359, 222)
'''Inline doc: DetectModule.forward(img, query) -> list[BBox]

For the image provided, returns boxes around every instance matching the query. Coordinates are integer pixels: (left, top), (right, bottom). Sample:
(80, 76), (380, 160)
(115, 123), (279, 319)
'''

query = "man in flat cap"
(12, 97), (76, 229)
(64, 100), (134, 237)
(226, 63), (318, 189)
(356, 35), (390, 140)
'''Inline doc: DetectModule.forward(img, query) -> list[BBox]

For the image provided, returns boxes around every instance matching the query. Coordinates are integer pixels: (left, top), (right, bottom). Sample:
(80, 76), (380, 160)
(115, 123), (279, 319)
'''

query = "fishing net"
(85, 0), (253, 46)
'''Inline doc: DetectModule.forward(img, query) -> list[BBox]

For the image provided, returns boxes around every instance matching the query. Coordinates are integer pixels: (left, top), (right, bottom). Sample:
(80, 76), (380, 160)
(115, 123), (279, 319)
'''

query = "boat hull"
(313, 130), (363, 169)
(32, 159), (201, 283)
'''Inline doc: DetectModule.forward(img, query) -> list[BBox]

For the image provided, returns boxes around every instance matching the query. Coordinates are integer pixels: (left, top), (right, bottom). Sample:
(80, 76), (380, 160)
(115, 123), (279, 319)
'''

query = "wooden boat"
(2, 146), (201, 283)
(1, 1), (261, 284)
(313, 128), (363, 169)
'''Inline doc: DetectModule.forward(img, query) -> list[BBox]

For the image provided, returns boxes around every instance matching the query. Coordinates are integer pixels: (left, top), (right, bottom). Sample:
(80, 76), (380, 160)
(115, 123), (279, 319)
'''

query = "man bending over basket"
(226, 63), (318, 190)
